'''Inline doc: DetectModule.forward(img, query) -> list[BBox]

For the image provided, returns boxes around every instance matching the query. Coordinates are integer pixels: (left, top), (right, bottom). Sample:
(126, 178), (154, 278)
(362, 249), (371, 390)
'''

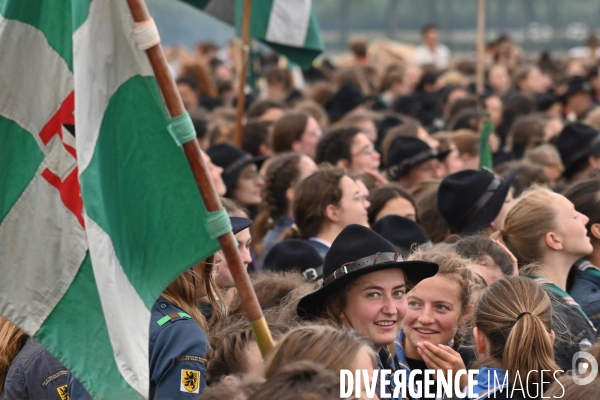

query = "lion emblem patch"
(180, 369), (200, 393)
(56, 384), (70, 400)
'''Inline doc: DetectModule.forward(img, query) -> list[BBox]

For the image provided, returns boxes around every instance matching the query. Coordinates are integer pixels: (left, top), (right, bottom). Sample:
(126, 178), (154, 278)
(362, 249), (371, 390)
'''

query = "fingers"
(416, 342), (467, 374)
(417, 346), (442, 370)
(417, 341), (455, 363)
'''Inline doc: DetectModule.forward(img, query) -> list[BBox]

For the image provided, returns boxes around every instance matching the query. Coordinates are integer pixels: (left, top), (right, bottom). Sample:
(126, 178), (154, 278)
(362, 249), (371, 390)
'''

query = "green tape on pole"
(204, 208), (232, 239)
(167, 112), (196, 146)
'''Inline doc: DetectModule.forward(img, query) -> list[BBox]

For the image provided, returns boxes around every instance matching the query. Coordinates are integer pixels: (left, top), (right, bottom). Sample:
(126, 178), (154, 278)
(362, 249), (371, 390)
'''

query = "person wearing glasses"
(297, 224), (439, 399)
(316, 126), (386, 185)
(282, 167), (370, 260)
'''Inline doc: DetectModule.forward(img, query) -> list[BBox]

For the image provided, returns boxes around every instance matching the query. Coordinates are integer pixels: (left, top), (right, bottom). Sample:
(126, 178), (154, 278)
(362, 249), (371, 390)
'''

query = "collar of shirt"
(576, 258), (600, 277)
(471, 367), (508, 399)
(309, 237), (331, 248)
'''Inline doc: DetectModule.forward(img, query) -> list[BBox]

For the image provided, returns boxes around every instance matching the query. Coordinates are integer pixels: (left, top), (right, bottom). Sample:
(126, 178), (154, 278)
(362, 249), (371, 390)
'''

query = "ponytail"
(503, 311), (557, 386)
(252, 210), (273, 256)
(281, 224), (303, 240)
(474, 276), (560, 390)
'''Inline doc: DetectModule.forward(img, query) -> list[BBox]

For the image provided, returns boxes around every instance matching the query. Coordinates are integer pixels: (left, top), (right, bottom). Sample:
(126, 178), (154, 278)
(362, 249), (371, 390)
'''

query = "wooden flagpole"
(233, 0), (253, 147)
(476, 0), (486, 95)
(125, 0), (274, 357)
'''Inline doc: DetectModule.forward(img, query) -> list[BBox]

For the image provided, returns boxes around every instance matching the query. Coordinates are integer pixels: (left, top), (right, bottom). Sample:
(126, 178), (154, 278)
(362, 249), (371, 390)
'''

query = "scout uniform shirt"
(68, 297), (210, 399)
(0, 337), (69, 400)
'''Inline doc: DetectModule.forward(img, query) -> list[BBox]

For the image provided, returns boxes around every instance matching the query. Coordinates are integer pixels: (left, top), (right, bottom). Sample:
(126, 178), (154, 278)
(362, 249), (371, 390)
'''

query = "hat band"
(454, 177), (501, 233)
(223, 153), (253, 177)
(302, 266), (323, 282)
(323, 252), (402, 287)
(388, 149), (438, 180)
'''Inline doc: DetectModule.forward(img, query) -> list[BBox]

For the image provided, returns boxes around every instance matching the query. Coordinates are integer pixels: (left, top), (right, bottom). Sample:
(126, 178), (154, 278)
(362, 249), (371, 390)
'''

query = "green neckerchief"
(528, 275), (596, 331)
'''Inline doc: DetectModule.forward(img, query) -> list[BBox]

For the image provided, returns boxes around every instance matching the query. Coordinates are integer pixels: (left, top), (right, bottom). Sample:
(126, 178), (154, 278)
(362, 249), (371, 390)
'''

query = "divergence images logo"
(572, 351), (598, 385)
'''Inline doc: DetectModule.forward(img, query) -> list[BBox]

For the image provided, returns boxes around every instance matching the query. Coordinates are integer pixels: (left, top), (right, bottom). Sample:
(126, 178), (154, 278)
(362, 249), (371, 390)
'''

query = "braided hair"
(252, 153), (304, 255)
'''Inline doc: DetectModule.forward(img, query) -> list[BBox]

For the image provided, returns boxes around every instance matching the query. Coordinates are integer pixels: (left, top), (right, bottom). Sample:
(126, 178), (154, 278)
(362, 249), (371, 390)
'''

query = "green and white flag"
(182, 0), (324, 69)
(0, 0), (221, 398)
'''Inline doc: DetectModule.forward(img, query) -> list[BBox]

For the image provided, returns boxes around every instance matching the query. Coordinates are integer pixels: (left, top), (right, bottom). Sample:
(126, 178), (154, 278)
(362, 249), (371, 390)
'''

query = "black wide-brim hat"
(206, 143), (265, 194)
(371, 215), (431, 252)
(264, 239), (324, 282)
(561, 75), (593, 101)
(296, 224), (438, 319)
(557, 123), (600, 179)
(325, 82), (369, 122)
(438, 168), (519, 235)
(387, 136), (450, 180)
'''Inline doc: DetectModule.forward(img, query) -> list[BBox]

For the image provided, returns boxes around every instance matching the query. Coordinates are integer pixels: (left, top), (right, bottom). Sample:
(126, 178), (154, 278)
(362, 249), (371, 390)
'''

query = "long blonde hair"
(264, 324), (376, 378)
(492, 186), (557, 266)
(0, 317), (28, 391)
(162, 255), (221, 336)
(474, 276), (560, 389)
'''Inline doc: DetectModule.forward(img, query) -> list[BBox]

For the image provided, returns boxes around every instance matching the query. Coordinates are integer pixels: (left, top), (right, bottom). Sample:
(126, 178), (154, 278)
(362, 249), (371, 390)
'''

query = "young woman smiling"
(396, 244), (475, 395)
(297, 224), (438, 399)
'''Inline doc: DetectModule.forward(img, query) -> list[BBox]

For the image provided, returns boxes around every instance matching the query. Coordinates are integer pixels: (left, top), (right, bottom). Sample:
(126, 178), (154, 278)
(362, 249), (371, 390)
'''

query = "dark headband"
(388, 149), (439, 180)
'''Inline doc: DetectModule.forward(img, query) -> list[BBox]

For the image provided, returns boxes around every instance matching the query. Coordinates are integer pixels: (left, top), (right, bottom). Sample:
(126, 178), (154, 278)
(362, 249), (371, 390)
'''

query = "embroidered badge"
(178, 355), (207, 363)
(56, 384), (70, 400)
(180, 369), (200, 393)
(42, 370), (69, 387)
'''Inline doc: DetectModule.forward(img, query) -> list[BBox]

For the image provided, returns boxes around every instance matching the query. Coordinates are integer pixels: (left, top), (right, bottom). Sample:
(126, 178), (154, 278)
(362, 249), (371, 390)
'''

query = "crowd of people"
(4, 23), (600, 400)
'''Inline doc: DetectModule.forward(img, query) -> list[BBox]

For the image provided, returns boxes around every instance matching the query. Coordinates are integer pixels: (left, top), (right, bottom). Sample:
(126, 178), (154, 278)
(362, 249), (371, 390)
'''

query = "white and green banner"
(182, 0), (324, 69)
(0, 0), (220, 398)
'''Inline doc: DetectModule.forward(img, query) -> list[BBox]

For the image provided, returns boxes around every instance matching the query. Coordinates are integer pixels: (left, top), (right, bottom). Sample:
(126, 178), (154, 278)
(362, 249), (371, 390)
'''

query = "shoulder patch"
(42, 370), (69, 387)
(56, 384), (70, 400)
(180, 369), (200, 393)
(178, 355), (207, 363)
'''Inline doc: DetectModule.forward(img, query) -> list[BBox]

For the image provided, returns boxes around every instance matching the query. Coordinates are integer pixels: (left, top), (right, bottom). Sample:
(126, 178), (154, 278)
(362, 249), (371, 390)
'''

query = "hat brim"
(297, 260), (438, 320)
(230, 216), (253, 234)
(562, 139), (600, 179)
(223, 156), (266, 193)
(460, 168), (520, 235)
(436, 150), (451, 162)
(561, 88), (592, 102)
(392, 150), (452, 179)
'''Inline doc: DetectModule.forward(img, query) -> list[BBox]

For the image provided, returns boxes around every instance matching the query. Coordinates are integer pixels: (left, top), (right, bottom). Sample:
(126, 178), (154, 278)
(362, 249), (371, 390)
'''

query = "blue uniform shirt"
(0, 337), (69, 400)
(68, 297), (210, 400)
(570, 260), (600, 331)
(393, 330), (420, 400)
(465, 367), (508, 399)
